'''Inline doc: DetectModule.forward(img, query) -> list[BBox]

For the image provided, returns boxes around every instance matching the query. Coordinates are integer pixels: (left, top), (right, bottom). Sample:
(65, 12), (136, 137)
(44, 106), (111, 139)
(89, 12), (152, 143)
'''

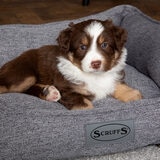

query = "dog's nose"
(91, 60), (102, 69)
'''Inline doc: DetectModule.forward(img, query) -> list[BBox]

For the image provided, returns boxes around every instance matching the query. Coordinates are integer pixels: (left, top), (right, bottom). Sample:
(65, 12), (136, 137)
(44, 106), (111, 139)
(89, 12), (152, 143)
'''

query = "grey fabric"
(120, 8), (160, 88)
(77, 146), (160, 160)
(0, 5), (160, 160)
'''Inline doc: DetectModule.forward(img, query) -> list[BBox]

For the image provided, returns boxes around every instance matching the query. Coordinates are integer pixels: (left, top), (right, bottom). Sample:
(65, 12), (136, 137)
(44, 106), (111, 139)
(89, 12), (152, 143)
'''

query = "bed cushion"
(0, 5), (160, 160)
(121, 7), (160, 88)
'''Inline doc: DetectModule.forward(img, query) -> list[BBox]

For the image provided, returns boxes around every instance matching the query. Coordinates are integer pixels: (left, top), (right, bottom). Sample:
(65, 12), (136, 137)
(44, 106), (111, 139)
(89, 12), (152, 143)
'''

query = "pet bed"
(0, 5), (160, 160)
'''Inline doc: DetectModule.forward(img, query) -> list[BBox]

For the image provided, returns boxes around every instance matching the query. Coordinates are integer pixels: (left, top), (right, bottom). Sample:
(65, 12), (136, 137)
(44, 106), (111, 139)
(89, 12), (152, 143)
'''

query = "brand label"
(85, 119), (134, 145)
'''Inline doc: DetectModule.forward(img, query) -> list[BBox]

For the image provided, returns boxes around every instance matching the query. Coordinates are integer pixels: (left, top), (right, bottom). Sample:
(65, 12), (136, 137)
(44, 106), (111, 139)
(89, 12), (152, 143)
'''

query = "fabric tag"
(85, 119), (134, 145)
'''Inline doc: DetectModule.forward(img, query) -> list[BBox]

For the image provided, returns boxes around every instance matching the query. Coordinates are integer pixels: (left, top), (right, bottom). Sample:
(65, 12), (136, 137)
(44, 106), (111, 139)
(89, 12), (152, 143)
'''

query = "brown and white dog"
(0, 19), (142, 110)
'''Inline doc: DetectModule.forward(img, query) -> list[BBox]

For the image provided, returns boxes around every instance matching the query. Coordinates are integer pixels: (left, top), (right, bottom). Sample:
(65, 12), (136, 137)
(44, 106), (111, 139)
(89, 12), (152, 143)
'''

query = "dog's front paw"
(113, 83), (142, 102)
(43, 85), (61, 102)
(121, 89), (142, 102)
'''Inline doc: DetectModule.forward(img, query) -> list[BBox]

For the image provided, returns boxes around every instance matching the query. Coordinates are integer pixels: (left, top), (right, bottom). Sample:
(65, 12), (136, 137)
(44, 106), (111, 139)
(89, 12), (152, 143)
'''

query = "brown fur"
(0, 44), (93, 109)
(0, 19), (142, 110)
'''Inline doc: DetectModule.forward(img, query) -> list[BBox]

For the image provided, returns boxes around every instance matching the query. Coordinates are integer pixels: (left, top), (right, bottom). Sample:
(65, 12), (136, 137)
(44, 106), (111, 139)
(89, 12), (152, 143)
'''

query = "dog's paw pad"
(43, 85), (61, 102)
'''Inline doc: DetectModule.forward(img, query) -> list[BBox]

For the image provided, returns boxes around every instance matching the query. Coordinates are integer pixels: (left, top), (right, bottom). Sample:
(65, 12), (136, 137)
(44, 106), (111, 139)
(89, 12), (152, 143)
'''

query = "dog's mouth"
(82, 65), (106, 74)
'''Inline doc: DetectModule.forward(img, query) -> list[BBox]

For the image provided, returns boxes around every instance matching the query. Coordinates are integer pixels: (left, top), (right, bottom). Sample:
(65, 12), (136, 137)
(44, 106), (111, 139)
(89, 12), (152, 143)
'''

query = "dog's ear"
(57, 28), (72, 53)
(112, 25), (127, 52)
(57, 23), (75, 53)
(104, 20), (127, 52)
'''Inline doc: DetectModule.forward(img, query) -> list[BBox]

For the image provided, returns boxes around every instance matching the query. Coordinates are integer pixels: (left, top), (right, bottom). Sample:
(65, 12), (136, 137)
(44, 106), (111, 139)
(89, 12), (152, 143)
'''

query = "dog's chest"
(57, 57), (119, 100)
(79, 73), (116, 100)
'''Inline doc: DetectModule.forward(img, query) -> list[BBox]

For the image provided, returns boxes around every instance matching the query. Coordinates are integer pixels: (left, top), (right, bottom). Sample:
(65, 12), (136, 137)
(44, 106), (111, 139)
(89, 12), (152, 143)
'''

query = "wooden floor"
(0, 0), (160, 24)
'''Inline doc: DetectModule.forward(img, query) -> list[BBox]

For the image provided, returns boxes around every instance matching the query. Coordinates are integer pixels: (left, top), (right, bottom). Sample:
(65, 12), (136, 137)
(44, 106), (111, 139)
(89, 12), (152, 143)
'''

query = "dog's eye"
(101, 42), (108, 49)
(80, 45), (87, 51)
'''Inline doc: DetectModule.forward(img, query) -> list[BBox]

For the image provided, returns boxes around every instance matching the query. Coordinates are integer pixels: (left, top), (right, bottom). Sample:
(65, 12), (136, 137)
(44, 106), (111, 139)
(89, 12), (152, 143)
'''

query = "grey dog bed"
(0, 5), (160, 160)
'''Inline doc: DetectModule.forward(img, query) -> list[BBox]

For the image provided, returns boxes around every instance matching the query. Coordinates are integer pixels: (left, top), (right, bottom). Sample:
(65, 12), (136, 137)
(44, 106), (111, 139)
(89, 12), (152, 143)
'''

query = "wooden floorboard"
(0, 0), (160, 24)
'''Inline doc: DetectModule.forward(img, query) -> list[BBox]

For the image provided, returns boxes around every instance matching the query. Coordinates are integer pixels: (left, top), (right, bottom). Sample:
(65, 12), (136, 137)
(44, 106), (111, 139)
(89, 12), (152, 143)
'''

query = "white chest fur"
(78, 72), (118, 100)
(57, 48), (127, 100)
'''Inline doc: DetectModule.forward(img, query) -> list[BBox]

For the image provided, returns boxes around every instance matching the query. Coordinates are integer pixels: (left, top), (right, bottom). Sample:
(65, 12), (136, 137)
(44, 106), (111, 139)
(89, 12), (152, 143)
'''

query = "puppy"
(0, 19), (142, 110)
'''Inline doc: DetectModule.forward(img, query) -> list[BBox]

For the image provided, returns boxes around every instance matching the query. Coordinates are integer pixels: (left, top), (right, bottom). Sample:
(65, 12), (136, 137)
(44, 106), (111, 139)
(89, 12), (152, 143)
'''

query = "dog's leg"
(26, 84), (61, 102)
(0, 51), (38, 93)
(0, 61), (36, 93)
(0, 76), (36, 94)
(112, 83), (142, 102)
(71, 98), (94, 110)
(59, 92), (94, 110)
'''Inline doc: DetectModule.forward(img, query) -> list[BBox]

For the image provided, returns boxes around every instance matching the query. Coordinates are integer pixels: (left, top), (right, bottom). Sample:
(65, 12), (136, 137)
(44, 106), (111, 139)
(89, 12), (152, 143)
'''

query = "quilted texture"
(0, 5), (160, 160)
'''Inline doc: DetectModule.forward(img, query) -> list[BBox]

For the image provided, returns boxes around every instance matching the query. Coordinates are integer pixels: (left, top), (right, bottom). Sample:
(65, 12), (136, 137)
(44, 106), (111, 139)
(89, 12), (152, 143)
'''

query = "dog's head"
(57, 19), (127, 73)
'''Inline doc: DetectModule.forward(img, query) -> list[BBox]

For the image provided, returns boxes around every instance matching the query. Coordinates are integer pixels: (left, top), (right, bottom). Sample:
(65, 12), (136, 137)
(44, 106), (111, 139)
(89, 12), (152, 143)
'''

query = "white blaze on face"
(81, 21), (105, 72)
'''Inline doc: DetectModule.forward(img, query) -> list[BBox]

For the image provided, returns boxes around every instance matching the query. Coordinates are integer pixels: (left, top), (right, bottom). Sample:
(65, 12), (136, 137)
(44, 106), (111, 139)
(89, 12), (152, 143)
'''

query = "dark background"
(0, 0), (160, 24)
